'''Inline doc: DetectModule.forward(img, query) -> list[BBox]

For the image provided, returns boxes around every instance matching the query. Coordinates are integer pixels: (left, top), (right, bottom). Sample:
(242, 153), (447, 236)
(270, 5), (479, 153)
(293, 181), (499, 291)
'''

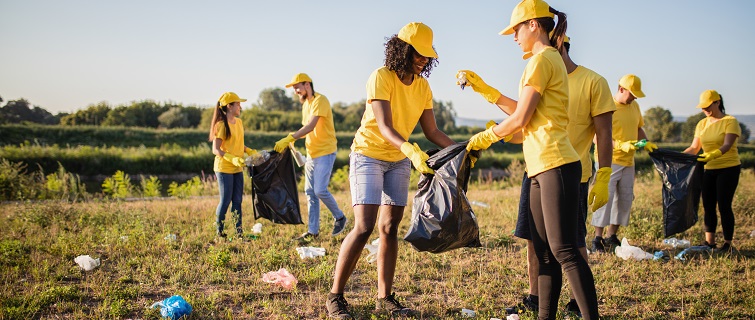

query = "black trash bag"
(649, 149), (704, 237)
(404, 142), (482, 253)
(248, 150), (303, 225)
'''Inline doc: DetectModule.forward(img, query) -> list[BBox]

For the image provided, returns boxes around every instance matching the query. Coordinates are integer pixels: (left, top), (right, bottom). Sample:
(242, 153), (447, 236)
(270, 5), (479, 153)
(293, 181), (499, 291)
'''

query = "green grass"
(1, 171), (754, 319)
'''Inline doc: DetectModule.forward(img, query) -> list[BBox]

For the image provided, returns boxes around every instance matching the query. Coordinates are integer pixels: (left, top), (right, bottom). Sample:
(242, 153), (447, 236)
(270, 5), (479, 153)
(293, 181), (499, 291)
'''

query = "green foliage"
(328, 165), (350, 192)
(0, 98), (58, 125)
(44, 163), (88, 201)
(102, 170), (133, 199)
(643, 106), (681, 142)
(739, 122), (751, 144)
(158, 107), (190, 128)
(251, 87), (300, 111)
(680, 112), (706, 143)
(167, 176), (205, 198)
(139, 175), (162, 198)
(60, 101), (111, 126)
(0, 239), (28, 266)
(0, 158), (40, 200)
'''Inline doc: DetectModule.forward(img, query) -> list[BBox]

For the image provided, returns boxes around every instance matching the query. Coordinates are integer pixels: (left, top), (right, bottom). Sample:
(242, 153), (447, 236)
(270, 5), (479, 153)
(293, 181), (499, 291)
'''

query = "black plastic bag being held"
(649, 149), (704, 237)
(404, 142), (482, 253)
(249, 150), (303, 225)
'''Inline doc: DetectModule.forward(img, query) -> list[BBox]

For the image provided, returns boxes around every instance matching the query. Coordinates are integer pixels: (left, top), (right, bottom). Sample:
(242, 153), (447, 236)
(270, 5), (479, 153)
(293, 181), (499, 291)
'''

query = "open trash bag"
(404, 142), (482, 253)
(249, 150), (303, 225)
(649, 149), (704, 237)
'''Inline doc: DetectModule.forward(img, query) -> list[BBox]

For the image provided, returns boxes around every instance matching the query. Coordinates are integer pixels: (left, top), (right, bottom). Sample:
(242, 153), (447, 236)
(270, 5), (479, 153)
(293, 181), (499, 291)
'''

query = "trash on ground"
(363, 238), (380, 263)
(653, 251), (670, 262)
(507, 314), (521, 320)
(461, 308), (476, 317)
(74, 255), (100, 271)
(674, 246), (712, 261)
(296, 246), (326, 259)
(119, 236), (129, 242)
(614, 238), (653, 260)
(150, 295), (192, 319)
(750, 230), (755, 238)
(252, 223), (263, 234)
(662, 237), (691, 249)
(470, 200), (490, 208)
(262, 268), (298, 290)
(164, 234), (177, 241)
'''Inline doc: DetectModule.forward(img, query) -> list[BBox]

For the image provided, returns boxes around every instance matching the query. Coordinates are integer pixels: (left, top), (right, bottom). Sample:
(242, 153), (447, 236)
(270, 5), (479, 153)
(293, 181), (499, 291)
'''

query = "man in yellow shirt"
(590, 74), (657, 252)
(274, 73), (346, 243)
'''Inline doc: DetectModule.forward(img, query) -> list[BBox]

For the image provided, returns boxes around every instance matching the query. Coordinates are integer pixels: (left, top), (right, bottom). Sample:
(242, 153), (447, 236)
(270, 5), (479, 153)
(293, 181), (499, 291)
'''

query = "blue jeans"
(216, 172), (244, 235)
(305, 152), (344, 234)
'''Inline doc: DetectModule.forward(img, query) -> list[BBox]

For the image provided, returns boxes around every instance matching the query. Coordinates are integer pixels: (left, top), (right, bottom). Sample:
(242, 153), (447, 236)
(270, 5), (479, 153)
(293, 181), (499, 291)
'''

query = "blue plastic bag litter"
(151, 295), (192, 319)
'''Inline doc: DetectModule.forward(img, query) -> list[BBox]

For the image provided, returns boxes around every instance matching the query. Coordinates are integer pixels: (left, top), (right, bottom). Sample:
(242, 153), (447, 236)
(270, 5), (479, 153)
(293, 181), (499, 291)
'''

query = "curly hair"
(383, 35), (437, 79)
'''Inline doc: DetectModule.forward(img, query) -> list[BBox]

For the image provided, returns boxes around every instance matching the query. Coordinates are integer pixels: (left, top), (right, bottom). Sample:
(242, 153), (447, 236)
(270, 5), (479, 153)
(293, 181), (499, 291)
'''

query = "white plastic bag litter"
(363, 238), (380, 263)
(296, 246), (326, 259)
(262, 268), (298, 290)
(74, 255), (100, 271)
(252, 223), (263, 234)
(615, 238), (653, 261)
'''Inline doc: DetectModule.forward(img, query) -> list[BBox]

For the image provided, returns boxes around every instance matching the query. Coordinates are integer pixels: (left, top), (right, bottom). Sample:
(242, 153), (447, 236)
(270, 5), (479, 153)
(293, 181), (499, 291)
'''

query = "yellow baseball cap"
(218, 92), (246, 106)
(619, 74), (645, 98)
(285, 73), (313, 88)
(500, 0), (554, 36)
(696, 90), (721, 109)
(397, 22), (438, 58)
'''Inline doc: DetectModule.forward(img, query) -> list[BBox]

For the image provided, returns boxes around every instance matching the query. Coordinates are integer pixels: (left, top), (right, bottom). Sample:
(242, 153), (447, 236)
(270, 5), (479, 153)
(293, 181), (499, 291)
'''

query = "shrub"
(102, 170), (133, 199)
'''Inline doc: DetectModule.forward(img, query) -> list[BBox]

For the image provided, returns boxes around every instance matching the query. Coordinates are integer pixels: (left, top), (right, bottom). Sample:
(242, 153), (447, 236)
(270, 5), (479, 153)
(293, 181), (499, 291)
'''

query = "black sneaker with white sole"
(332, 217), (347, 236)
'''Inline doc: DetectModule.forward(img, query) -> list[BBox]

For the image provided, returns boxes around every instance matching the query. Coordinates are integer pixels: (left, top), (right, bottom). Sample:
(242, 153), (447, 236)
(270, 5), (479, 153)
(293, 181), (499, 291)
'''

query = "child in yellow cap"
(462, 0), (599, 318)
(683, 90), (741, 252)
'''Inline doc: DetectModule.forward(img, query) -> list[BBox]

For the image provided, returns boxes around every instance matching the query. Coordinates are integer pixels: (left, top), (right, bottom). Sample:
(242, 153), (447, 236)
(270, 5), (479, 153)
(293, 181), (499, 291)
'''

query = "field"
(1, 169), (754, 319)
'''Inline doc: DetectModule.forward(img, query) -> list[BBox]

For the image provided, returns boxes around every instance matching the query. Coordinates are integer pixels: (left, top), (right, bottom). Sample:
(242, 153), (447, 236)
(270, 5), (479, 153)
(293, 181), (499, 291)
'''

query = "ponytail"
(718, 94), (726, 114)
(533, 7), (568, 53)
(208, 102), (232, 142)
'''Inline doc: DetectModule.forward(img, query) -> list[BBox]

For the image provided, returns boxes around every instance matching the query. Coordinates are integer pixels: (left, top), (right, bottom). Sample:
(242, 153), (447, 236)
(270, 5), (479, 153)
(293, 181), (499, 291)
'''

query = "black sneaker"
(375, 292), (412, 316)
(591, 236), (605, 253)
(564, 299), (582, 318)
(604, 235), (621, 249)
(704, 241), (717, 249)
(505, 295), (538, 314)
(294, 232), (319, 244)
(332, 217), (348, 236)
(716, 242), (732, 252)
(326, 293), (352, 319)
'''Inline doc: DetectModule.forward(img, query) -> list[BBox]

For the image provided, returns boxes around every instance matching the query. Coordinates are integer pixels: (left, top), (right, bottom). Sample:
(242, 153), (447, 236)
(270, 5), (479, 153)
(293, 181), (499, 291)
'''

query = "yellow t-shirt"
(302, 93), (337, 158)
(599, 99), (644, 167)
(519, 47), (580, 177)
(351, 66), (433, 162)
(695, 115), (741, 170)
(567, 66), (616, 182)
(213, 119), (245, 174)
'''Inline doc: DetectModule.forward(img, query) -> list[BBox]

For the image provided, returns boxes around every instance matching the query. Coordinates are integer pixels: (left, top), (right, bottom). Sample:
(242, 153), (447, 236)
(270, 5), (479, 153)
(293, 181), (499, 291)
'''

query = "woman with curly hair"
(325, 22), (455, 319)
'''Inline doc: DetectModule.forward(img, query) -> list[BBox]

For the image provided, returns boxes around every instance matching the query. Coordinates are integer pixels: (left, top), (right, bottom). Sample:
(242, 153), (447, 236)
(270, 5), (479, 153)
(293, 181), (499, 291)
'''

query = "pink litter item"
(262, 268), (298, 290)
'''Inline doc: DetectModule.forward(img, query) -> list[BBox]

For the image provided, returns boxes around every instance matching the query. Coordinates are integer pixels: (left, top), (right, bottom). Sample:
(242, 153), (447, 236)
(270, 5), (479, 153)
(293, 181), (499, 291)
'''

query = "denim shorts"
(349, 152), (411, 206)
(514, 172), (589, 248)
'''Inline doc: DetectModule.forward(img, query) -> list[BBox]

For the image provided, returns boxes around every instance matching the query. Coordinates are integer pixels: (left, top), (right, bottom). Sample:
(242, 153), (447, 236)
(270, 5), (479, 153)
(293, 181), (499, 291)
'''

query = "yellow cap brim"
(499, 24), (516, 35)
(696, 100), (712, 109)
(285, 83), (296, 88)
(413, 45), (438, 59)
(630, 89), (645, 99)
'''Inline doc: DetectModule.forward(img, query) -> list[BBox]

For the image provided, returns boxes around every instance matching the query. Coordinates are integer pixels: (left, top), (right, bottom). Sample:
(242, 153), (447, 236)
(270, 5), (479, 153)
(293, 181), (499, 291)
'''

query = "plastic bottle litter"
(674, 245), (712, 261)
(469, 200), (490, 208)
(662, 237), (691, 249)
(653, 251), (670, 262)
(296, 246), (326, 259)
(262, 268), (298, 290)
(164, 234), (177, 242)
(246, 150), (271, 167)
(74, 255), (100, 271)
(290, 143), (306, 167)
(614, 238), (653, 260)
(363, 238), (380, 263)
(461, 308), (476, 317)
(457, 71), (468, 90)
(150, 295), (192, 319)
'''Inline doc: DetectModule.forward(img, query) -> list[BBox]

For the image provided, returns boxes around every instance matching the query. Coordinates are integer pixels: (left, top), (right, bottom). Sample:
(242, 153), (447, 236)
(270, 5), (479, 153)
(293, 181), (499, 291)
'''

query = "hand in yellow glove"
(400, 142), (434, 174)
(485, 120), (497, 129)
(588, 167), (612, 212)
(643, 141), (658, 152)
(244, 147), (258, 157)
(456, 70), (502, 104)
(698, 149), (722, 162)
(223, 153), (246, 167)
(273, 133), (296, 153)
(467, 127), (502, 151)
(614, 139), (638, 153)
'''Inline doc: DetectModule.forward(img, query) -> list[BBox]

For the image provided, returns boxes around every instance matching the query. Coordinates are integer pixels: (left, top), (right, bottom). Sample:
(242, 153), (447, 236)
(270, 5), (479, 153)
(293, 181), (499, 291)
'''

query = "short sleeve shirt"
(520, 47), (580, 177)
(213, 119), (245, 173)
(695, 115), (741, 170)
(302, 93), (337, 158)
(567, 66), (616, 182)
(351, 66), (433, 162)
(601, 99), (644, 167)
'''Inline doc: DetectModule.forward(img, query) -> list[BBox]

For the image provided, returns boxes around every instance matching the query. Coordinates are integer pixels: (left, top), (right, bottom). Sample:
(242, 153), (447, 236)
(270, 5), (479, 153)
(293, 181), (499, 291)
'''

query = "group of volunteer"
(207, 0), (742, 318)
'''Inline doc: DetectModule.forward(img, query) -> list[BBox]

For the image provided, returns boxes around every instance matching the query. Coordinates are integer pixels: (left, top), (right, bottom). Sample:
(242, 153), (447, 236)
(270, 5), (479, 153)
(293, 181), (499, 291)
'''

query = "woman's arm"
(418, 109), (455, 148)
(491, 86), (540, 138)
(371, 100), (408, 149)
(683, 137), (702, 155)
(594, 112), (614, 168)
(493, 94), (519, 116)
(719, 133), (738, 154)
(212, 138), (225, 157)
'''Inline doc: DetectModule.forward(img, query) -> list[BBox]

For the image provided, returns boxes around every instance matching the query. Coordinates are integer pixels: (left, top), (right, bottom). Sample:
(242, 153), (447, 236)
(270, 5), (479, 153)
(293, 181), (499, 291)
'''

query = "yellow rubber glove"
(643, 141), (658, 152)
(456, 70), (502, 104)
(222, 153), (245, 167)
(273, 133), (296, 153)
(400, 142), (434, 174)
(485, 120), (497, 129)
(614, 140), (638, 153)
(698, 149), (722, 162)
(244, 147), (258, 157)
(467, 127), (502, 151)
(588, 167), (612, 212)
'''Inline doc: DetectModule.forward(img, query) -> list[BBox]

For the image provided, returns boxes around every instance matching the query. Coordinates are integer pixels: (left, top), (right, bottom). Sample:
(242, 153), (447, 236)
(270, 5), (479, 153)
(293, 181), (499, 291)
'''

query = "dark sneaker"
(703, 241), (717, 249)
(332, 217), (348, 236)
(505, 295), (538, 315)
(604, 235), (621, 250)
(716, 242), (731, 252)
(295, 232), (319, 244)
(375, 292), (412, 316)
(326, 293), (352, 319)
(591, 236), (605, 253)
(564, 299), (582, 318)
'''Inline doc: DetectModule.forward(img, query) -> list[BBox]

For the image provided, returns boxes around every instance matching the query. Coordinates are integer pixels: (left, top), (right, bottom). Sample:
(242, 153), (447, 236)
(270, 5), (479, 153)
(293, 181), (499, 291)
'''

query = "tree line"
(0, 92), (749, 142)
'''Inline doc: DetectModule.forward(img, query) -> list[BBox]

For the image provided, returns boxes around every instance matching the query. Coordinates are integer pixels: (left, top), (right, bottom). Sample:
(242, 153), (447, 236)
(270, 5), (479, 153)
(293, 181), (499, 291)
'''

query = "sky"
(1, 0), (754, 120)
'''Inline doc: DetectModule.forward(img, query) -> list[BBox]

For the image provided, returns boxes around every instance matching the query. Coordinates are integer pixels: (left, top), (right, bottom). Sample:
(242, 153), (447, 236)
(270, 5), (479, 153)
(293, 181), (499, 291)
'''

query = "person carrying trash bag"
(404, 142), (482, 253)
(274, 73), (347, 244)
(463, 1), (599, 318)
(590, 74), (659, 253)
(683, 90), (741, 252)
(325, 22), (455, 319)
(209, 92), (259, 240)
